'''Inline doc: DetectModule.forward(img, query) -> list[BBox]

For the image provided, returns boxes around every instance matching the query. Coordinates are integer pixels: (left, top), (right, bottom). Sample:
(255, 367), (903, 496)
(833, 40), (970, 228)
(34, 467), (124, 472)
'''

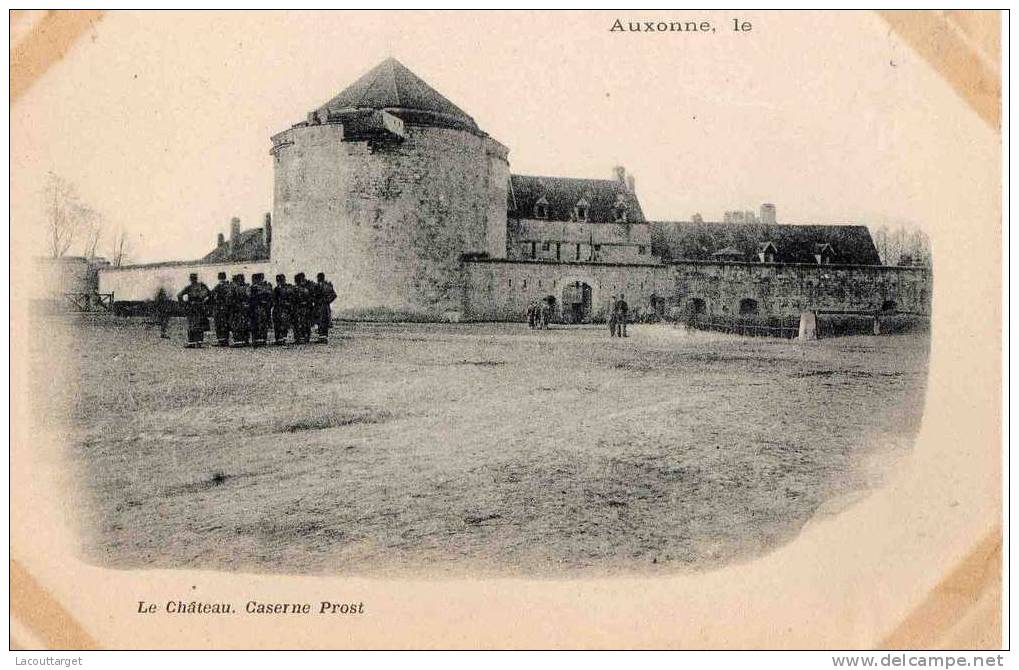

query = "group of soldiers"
(525, 294), (630, 336)
(526, 297), (554, 330)
(175, 271), (337, 348)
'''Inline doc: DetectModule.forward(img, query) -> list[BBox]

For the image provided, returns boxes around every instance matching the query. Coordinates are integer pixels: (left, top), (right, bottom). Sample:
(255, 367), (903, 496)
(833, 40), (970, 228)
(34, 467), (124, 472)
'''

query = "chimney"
(217, 232), (225, 247)
(613, 165), (626, 186)
(626, 174), (636, 193)
(264, 212), (272, 252)
(229, 217), (241, 256)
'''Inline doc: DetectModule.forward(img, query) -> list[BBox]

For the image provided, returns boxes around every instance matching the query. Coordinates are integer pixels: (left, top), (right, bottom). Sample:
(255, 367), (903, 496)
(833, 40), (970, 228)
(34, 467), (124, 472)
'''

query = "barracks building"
(99, 58), (931, 322)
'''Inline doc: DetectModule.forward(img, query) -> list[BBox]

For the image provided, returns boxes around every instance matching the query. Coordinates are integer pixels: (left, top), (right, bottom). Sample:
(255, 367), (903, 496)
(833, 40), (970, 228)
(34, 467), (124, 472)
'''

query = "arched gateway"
(560, 277), (598, 324)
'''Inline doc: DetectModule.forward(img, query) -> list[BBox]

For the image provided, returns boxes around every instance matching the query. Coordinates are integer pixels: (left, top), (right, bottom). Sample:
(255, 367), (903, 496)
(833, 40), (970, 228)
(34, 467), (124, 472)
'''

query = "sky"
(11, 10), (998, 264)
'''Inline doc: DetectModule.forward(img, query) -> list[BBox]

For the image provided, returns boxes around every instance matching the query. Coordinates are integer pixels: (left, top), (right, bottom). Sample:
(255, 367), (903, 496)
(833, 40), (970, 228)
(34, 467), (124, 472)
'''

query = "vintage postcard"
(9, 10), (1003, 650)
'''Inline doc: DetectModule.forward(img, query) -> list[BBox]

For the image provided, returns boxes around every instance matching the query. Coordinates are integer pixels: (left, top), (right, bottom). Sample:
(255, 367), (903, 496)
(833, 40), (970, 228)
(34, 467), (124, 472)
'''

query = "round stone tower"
(269, 58), (509, 319)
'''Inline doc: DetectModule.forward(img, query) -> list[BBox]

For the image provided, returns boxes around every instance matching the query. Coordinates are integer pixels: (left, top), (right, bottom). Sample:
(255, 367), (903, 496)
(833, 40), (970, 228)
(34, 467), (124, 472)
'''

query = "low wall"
(98, 255), (931, 322)
(461, 258), (931, 323)
(98, 260), (274, 303)
(669, 261), (931, 317)
(461, 259), (670, 322)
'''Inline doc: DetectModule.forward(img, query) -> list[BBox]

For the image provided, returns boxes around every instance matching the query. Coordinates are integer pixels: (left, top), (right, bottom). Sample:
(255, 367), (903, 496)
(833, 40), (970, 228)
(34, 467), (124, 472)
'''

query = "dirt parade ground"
(35, 316), (930, 577)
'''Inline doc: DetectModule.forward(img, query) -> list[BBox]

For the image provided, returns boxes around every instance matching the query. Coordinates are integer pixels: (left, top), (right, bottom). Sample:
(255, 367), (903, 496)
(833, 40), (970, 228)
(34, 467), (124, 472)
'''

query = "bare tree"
(870, 223), (931, 267)
(110, 228), (130, 267)
(871, 225), (889, 265)
(44, 172), (100, 258)
(83, 216), (103, 260)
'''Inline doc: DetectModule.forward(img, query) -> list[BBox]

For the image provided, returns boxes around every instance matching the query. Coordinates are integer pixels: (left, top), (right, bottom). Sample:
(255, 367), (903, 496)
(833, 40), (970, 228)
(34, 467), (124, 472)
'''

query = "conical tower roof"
(316, 58), (481, 134)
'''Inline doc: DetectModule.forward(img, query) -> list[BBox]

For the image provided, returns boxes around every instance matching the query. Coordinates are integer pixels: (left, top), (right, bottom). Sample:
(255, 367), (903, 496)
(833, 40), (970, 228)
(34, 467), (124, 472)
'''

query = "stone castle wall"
(271, 121), (509, 319)
(669, 261), (930, 316)
(461, 259), (931, 322)
(98, 260), (273, 302)
(461, 259), (670, 321)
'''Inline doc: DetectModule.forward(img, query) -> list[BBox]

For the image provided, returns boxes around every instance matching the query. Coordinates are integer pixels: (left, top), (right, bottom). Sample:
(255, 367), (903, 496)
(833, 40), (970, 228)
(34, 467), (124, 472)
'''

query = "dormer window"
(573, 198), (590, 222)
(612, 194), (629, 223)
(534, 197), (550, 220)
(813, 243), (835, 265)
(758, 241), (777, 263)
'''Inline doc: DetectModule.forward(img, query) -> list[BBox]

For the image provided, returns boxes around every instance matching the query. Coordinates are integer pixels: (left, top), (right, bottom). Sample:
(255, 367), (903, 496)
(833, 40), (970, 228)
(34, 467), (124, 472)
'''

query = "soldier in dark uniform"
(176, 273), (210, 348)
(154, 287), (172, 339)
(271, 274), (292, 345)
(306, 274), (322, 343)
(210, 271), (233, 347)
(314, 272), (337, 343)
(615, 293), (629, 337)
(538, 297), (551, 330)
(249, 272), (274, 347)
(291, 273), (312, 344)
(229, 274), (251, 347)
(608, 294), (618, 337)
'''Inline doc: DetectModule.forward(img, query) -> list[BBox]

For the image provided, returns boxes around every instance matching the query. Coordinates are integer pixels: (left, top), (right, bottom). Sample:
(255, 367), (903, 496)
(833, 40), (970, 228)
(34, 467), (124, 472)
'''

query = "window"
(573, 198), (590, 222)
(534, 197), (550, 219)
(556, 243), (561, 261)
(638, 246), (646, 255)
(542, 241), (551, 251)
(575, 244), (580, 261)
(612, 195), (629, 223)
(530, 242), (537, 258)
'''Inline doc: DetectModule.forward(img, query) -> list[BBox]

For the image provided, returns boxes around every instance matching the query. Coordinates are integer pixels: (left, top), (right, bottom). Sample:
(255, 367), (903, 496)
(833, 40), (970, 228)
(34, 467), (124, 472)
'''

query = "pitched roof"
(316, 58), (481, 134)
(202, 228), (269, 263)
(508, 174), (646, 223)
(650, 221), (882, 265)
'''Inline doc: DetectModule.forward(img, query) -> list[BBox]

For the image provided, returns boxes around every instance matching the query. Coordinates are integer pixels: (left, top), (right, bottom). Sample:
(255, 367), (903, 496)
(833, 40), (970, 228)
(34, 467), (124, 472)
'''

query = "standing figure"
(272, 274), (292, 345)
(154, 287), (172, 339)
(615, 293), (629, 337)
(229, 274), (251, 347)
(249, 273), (274, 346)
(291, 273), (312, 344)
(306, 275), (322, 342)
(608, 294), (619, 337)
(314, 272), (337, 344)
(210, 271), (233, 347)
(176, 273), (210, 348)
(538, 298), (551, 330)
(526, 301), (537, 329)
